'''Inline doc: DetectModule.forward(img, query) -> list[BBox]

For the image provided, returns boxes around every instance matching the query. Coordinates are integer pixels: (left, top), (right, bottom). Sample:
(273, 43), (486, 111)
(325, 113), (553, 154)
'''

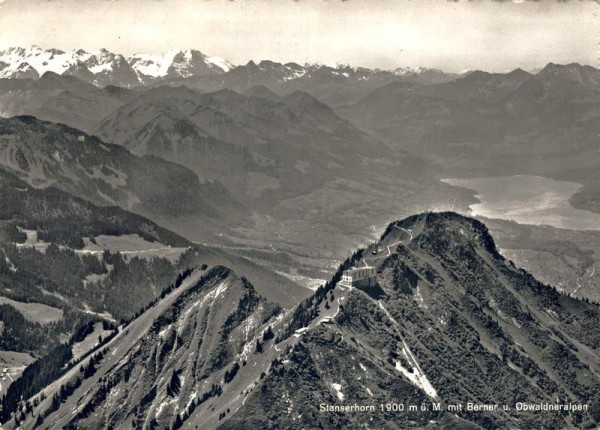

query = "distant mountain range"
(337, 61), (600, 215)
(0, 46), (232, 87)
(0, 46), (458, 101)
(0, 73), (411, 205)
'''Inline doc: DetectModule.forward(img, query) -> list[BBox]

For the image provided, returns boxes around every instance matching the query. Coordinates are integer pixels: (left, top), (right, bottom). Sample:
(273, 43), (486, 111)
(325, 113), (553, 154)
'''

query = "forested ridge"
(0, 166), (210, 424)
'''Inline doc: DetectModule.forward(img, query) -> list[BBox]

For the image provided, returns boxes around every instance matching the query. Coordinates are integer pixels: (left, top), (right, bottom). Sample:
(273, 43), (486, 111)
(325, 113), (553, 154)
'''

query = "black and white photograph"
(0, 0), (599, 428)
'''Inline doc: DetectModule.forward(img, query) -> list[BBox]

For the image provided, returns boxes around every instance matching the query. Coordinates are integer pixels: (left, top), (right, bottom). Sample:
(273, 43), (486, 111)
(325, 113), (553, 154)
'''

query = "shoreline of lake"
(441, 175), (600, 231)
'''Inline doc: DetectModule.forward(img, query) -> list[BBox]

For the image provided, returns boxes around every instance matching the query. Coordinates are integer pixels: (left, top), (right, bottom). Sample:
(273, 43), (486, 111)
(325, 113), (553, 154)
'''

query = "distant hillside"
(12, 213), (599, 429)
(1, 76), (397, 207)
(0, 168), (189, 248)
(95, 86), (392, 206)
(0, 116), (242, 242)
(0, 168), (200, 354)
(168, 60), (458, 107)
(338, 63), (600, 214)
(0, 72), (136, 132)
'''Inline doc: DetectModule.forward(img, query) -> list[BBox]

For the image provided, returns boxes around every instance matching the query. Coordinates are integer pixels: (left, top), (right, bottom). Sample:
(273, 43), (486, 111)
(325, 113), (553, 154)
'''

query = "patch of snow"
(283, 390), (294, 415)
(378, 302), (438, 399)
(128, 51), (177, 78)
(213, 281), (227, 300)
(178, 280), (229, 332)
(282, 66), (307, 81)
(80, 303), (115, 322)
(414, 285), (428, 309)
(395, 340), (438, 399)
(392, 66), (431, 76)
(366, 387), (373, 397)
(89, 62), (113, 74)
(240, 332), (258, 359)
(158, 325), (172, 339)
(206, 56), (233, 72)
(331, 383), (344, 401)
(186, 393), (196, 410)
(154, 397), (176, 418)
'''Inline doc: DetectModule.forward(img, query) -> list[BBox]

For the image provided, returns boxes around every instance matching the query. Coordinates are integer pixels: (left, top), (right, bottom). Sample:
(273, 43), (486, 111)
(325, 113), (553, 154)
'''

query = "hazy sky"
(0, 0), (598, 72)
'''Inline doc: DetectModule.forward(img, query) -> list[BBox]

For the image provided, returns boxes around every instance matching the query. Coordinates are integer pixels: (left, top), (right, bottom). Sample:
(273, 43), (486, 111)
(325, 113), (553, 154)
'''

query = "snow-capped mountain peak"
(0, 46), (233, 87)
(128, 48), (233, 83)
(0, 45), (455, 90)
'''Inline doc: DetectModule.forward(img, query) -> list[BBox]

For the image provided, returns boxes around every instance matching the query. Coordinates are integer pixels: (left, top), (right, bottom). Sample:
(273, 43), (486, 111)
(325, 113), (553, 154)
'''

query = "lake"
(441, 175), (600, 231)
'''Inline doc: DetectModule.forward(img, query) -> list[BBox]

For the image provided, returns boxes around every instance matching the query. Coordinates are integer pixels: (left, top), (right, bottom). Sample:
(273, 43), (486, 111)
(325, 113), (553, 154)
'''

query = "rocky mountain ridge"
(0, 46), (232, 87)
(0, 46), (457, 96)
(6, 212), (598, 429)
